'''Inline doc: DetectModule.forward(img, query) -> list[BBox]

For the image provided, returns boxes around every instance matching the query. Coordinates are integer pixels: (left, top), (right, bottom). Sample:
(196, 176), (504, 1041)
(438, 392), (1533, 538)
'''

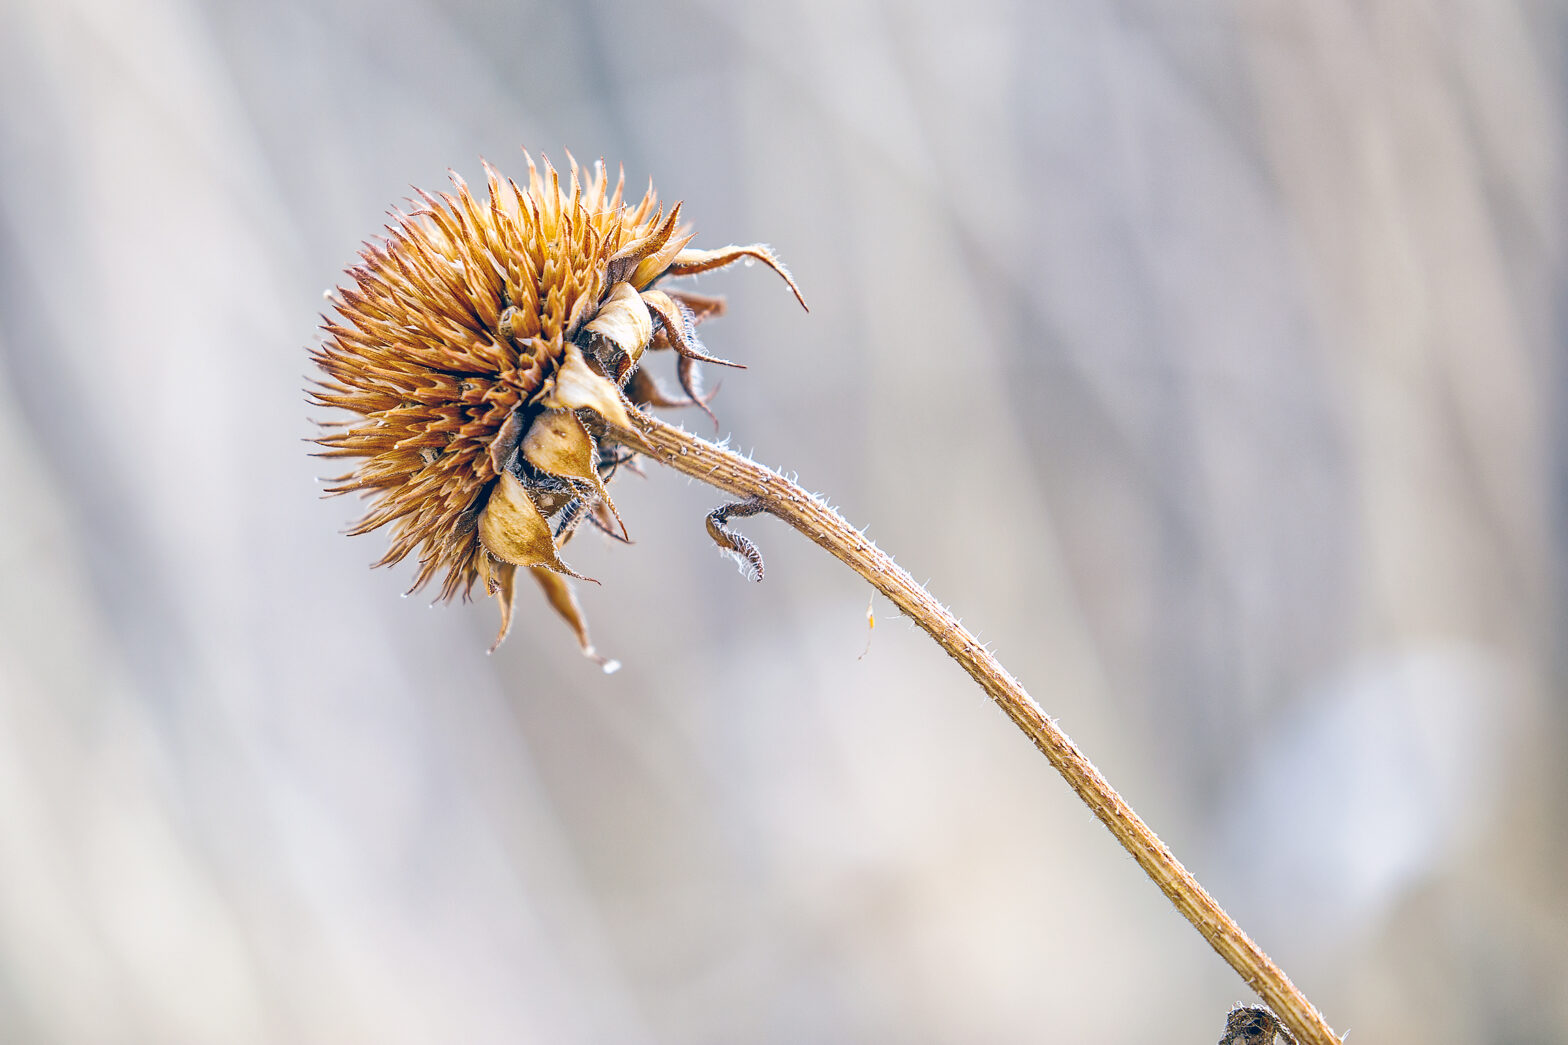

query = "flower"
(312, 152), (804, 660)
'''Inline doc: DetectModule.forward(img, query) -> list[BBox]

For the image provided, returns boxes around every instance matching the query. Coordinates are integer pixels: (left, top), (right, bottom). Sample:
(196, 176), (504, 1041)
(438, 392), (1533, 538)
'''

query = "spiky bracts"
(312, 152), (804, 658)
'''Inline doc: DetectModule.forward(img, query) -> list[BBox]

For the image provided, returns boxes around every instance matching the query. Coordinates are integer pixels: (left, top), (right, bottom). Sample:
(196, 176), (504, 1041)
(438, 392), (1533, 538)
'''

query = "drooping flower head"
(312, 152), (804, 660)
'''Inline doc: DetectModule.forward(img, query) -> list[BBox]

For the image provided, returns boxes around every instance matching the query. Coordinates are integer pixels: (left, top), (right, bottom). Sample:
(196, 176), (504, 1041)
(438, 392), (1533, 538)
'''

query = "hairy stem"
(610, 405), (1340, 1045)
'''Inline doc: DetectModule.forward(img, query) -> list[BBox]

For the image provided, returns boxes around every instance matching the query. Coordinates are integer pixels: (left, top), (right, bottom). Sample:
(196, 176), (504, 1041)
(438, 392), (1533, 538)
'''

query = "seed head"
(312, 151), (804, 659)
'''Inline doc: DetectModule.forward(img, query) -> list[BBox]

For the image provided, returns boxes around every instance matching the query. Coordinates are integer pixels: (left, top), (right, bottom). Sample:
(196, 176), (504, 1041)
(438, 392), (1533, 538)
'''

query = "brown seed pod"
(311, 151), (805, 660)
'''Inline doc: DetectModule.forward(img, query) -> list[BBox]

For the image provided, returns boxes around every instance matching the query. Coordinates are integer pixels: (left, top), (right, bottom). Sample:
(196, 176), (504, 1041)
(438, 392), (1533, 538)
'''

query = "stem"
(610, 406), (1340, 1045)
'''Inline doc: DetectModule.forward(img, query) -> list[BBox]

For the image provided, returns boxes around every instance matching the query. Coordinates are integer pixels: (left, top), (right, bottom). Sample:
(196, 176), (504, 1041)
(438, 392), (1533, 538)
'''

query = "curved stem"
(610, 406), (1340, 1045)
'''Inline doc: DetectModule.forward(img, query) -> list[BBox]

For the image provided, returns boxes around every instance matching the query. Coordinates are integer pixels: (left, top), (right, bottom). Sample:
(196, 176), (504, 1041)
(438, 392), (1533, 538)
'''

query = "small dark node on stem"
(1219, 1006), (1298, 1045)
(706, 496), (769, 580)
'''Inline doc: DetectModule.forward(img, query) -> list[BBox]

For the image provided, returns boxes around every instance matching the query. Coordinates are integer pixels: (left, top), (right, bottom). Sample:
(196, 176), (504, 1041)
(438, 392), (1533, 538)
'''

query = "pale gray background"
(0, 0), (1564, 1042)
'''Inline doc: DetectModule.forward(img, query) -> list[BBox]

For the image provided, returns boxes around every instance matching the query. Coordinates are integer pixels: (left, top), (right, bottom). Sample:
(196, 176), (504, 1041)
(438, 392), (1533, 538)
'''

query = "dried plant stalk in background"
(311, 152), (1342, 1045)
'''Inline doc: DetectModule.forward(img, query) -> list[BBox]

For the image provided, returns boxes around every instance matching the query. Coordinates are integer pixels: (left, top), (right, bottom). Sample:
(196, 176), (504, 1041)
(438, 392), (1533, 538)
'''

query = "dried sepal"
(531, 568), (619, 673)
(586, 501), (632, 543)
(639, 290), (694, 355)
(521, 410), (627, 539)
(625, 368), (717, 411)
(604, 203), (679, 285)
(667, 244), (809, 311)
(488, 407), (528, 475)
(542, 343), (632, 429)
(478, 554), (518, 653)
(676, 354), (719, 429)
(630, 224), (696, 289)
(642, 289), (744, 369)
(584, 281), (653, 362)
(663, 289), (727, 325)
(478, 470), (593, 581)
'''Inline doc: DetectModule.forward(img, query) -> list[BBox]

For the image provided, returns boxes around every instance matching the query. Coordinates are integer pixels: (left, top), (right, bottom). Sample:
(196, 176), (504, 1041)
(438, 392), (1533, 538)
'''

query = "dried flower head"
(312, 151), (804, 660)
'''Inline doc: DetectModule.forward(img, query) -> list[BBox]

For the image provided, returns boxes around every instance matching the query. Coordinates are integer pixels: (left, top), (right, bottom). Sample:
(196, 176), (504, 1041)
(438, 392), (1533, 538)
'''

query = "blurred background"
(1, 0), (1564, 1041)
